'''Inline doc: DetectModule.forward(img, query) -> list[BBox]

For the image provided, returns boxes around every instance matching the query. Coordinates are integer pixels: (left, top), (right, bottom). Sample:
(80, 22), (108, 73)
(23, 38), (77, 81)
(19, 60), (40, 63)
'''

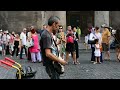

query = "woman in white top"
(94, 27), (103, 62)
(95, 27), (102, 45)
(89, 29), (97, 62)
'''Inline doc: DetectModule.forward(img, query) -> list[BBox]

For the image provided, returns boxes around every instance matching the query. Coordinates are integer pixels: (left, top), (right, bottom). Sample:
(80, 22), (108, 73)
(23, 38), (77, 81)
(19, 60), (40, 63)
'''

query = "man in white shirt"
(20, 28), (27, 59)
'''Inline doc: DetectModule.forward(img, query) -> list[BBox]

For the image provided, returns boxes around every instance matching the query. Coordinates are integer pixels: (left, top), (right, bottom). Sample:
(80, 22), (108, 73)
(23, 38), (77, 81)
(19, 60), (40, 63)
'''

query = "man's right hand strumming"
(59, 58), (67, 65)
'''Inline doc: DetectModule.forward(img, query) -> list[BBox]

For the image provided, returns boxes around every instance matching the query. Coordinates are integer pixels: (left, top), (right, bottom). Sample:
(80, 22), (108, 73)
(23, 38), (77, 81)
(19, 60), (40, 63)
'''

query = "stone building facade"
(0, 11), (119, 35)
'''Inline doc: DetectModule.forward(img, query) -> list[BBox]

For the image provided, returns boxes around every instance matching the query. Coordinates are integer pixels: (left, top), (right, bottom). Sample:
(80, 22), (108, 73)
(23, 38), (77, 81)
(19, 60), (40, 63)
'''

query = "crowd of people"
(85, 24), (120, 63)
(0, 16), (120, 79)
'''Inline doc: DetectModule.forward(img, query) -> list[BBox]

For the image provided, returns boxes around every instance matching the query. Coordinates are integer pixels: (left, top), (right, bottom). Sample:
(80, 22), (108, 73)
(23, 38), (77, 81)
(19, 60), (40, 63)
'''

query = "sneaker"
(91, 61), (94, 63)
(107, 58), (111, 61)
(38, 61), (42, 63)
(93, 62), (97, 64)
(76, 61), (80, 64)
(32, 61), (36, 63)
(73, 62), (77, 65)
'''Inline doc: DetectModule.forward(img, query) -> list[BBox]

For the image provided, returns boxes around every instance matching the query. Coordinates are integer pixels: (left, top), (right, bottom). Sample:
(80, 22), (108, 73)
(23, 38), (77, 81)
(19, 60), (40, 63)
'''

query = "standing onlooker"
(115, 45), (120, 61)
(72, 26), (80, 64)
(65, 26), (77, 65)
(0, 29), (3, 39)
(6, 31), (10, 55)
(101, 26), (111, 61)
(76, 26), (81, 42)
(9, 33), (15, 55)
(29, 29), (42, 63)
(39, 24), (47, 36)
(0, 30), (3, 54)
(20, 28), (27, 59)
(94, 27), (103, 62)
(94, 39), (101, 64)
(115, 28), (120, 62)
(26, 26), (34, 61)
(1, 31), (10, 56)
(89, 28), (97, 63)
(11, 34), (21, 58)
(40, 16), (67, 79)
(39, 24), (47, 62)
(57, 25), (66, 59)
(84, 33), (90, 50)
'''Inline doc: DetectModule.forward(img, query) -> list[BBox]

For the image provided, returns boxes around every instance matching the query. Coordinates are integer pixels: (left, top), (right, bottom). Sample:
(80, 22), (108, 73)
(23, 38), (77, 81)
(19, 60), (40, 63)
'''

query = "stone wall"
(0, 11), (43, 33)
(94, 11), (109, 28)
(110, 11), (120, 28)
(42, 11), (66, 30)
(0, 11), (66, 33)
(94, 11), (120, 29)
(1, 11), (120, 33)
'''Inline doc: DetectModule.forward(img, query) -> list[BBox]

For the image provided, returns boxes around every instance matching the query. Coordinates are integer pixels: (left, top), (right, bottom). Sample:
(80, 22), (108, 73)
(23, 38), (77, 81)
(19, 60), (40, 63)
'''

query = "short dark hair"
(95, 26), (99, 30)
(94, 39), (99, 44)
(71, 26), (77, 30)
(48, 16), (60, 26)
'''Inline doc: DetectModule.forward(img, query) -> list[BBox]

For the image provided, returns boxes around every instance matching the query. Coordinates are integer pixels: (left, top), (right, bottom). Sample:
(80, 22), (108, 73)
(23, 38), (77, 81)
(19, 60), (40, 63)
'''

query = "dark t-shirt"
(39, 30), (44, 36)
(40, 30), (58, 66)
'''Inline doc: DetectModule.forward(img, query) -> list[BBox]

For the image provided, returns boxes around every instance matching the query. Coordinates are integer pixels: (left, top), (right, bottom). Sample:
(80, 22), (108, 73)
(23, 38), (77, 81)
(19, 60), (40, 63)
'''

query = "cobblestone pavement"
(0, 50), (119, 79)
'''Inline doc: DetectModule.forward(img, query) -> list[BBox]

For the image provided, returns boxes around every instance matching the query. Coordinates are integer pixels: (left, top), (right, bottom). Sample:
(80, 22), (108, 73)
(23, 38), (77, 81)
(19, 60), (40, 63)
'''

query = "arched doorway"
(66, 11), (94, 36)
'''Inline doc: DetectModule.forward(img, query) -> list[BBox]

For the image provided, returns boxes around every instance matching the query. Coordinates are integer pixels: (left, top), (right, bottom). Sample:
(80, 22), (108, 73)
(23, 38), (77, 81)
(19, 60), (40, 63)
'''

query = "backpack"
(67, 36), (74, 43)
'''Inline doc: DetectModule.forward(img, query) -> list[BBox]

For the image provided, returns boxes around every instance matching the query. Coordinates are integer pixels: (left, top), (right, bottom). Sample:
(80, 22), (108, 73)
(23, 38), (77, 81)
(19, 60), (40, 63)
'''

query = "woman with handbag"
(89, 29), (97, 63)
(94, 27), (103, 62)
(29, 29), (42, 63)
(89, 26), (102, 63)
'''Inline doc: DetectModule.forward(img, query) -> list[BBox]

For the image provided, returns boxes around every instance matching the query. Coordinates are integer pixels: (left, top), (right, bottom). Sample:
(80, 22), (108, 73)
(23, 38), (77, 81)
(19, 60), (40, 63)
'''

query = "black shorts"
(102, 43), (110, 51)
(65, 43), (75, 53)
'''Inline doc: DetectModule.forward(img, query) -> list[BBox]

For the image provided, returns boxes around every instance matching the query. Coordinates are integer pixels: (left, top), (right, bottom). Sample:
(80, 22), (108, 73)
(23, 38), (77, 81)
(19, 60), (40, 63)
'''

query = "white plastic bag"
(0, 46), (2, 51)
(26, 38), (34, 48)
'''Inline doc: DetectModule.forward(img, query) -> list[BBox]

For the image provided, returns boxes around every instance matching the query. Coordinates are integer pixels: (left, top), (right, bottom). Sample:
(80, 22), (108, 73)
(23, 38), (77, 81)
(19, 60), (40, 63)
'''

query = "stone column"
(54, 11), (66, 30)
(40, 11), (66, 30)
(38, 11), (45, 29)
(40, 11), (54, 29)
(95, 11), (109, 27)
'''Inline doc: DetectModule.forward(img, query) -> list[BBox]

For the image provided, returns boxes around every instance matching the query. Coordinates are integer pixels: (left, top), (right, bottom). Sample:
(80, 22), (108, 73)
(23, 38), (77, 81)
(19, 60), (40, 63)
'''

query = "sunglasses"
(59, 28), (63, 29)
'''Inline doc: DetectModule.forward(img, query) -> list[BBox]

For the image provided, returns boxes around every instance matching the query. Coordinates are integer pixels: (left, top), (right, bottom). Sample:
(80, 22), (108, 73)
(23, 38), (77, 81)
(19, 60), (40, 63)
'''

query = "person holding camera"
(57, 25), (66, 59)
